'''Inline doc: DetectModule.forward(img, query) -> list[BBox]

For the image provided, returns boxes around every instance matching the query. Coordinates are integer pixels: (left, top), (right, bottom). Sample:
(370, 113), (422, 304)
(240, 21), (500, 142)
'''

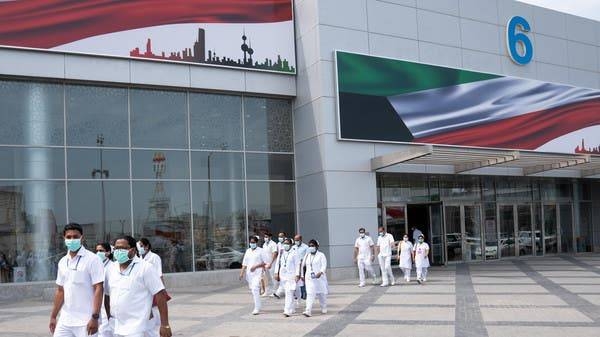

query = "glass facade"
(378, 173), (598, 264)
(0, 79), (295, 282)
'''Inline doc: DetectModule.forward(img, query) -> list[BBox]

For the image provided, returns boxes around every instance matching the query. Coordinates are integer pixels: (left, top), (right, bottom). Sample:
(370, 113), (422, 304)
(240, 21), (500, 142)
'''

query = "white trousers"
(401, 268), (411, 281)
(98, 316), (113, 337)
(54, 323), (94, 337)
(114, 334), (144, 337)
(284, 288), (296, 314)
(250, 285), (262, 311)
(265, 266), (277, 294)
(144, 307), (160, 337)
(378, 255), (394, 285)
(305, 292), (327, 314)
(357, 257), (376, 285)
(416, 267), (428, 280)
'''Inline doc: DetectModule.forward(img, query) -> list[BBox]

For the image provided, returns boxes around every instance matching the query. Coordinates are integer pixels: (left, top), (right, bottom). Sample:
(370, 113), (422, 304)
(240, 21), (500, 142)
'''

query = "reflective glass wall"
(0, 79), (295, 282)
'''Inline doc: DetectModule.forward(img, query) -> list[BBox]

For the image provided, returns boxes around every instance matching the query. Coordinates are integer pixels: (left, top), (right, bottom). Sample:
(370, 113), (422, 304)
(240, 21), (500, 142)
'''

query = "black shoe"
(272, 293), (280, 299)
(417, 279), (421, 284)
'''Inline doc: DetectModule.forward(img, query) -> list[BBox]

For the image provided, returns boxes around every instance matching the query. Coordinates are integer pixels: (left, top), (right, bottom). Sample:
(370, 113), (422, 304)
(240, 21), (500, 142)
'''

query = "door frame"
(382, 203), (408, 237)
(442, 202), (483, 264)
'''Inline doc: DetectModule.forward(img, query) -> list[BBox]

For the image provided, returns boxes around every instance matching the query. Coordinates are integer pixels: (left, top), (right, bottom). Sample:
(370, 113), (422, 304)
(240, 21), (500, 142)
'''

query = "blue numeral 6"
(506, 16), (533, 65)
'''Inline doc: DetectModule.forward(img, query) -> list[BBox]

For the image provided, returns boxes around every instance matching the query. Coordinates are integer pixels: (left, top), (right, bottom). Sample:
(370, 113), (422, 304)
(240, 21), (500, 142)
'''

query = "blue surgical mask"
(308, 246), (317, 254)
(278, 237), (284, 243)
(113, 249), (131, 264)
(65, 238), (82, 252)
(138, 247), (146, 256)
(97, 252), (108, 262)
(283, 244), (291, 251)
(250, 243), (257, 249)
(378, 232), (384, 237)
(295, 240), (301, 246)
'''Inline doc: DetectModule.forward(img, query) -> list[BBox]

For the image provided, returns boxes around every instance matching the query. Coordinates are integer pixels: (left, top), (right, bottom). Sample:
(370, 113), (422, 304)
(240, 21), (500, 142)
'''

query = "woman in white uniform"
(396, 234), (414, 283)
(413, 234), (430, 284)
(239, 236), (268, 315)
(95, 242), (114, 337)
(301, 240), (328, 317)
(274, 238), (300, 317)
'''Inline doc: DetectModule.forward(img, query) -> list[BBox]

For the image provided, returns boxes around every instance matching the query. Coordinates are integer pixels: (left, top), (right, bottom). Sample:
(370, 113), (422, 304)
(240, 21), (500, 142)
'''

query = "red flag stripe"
(414, 99), (600, 150)
(0, 0), (292, 49)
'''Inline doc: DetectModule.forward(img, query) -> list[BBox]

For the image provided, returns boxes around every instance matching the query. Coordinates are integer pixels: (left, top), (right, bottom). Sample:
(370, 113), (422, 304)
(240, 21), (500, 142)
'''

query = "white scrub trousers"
(145, 306), (160, 337)
(378, 255), (395, 285)
(416, 267), (428, 281)
(357, 257), (376, 285)
(401, 267), (412, 282)
(250, 285), (262, 312)
(53, 323), (90, 337)
(305, 292), (327, 315)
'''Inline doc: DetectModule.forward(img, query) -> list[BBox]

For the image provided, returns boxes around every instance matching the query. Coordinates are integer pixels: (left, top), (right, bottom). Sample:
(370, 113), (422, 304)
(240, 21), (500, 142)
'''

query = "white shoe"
(303, 311), (312, 317)
(391, 281), (396, 286)
(283, 312), (290, 317)
(380, 283), (388, 287)
(260, 293), (268, 297)
(252, 309), (260, 315)
(321, 309), (328, 314)
(358, 283), (365, 287)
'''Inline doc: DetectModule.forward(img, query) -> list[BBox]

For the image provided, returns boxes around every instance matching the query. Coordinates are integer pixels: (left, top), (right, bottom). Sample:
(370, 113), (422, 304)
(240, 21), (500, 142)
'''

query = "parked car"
(196, 247), (244, 270)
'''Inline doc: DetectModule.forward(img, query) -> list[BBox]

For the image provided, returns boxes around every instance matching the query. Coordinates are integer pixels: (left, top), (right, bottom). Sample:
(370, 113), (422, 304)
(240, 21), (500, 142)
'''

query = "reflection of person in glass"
(105, 236), (172, 337)
(239, 236), (268, 315)
(49, 223), (104, 337)
(301, 240), (328, 317)
(138, 238), (164, 337)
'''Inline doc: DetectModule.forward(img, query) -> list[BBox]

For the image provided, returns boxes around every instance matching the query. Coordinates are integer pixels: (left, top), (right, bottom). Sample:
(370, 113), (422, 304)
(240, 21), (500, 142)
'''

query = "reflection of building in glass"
(130, 28), (295, 73)
(575, 138), (600, 154)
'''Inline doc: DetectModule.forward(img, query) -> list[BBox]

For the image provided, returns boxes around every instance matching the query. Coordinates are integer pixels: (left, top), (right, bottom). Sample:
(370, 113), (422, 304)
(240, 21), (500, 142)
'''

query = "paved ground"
(0, 255), (599, 337)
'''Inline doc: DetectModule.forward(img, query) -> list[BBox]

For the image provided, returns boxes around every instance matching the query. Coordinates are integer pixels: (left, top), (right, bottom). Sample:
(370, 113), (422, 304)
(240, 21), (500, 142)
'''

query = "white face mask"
(295, 240), (301, 246)
(278, 237), (284, 243)
(359, 233), (365, 238)
(264, 237), (270, 243)
(283, 244), (291, 251)
(403, 237), (408, 242)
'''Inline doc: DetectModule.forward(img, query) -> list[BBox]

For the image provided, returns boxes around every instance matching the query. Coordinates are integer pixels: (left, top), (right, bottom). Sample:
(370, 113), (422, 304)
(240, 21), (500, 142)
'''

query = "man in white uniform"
(49, 223), (104, 337)
(240, 236), (268, 315)
(273, 232), (288, 298)
(412, 226), (423, 244)
(376, 226), (395, 287)
(274, 238), (300, 316)
(105, 236), (171, 337)
(137, 238), (164, 337)
(291, 234), (309, 300)
(353, 228), (377, 287)
(262, 232), (278, 297)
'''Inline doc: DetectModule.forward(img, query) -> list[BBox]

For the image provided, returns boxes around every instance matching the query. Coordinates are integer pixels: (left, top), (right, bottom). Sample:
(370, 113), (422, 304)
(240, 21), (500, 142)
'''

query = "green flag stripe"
(336, 51), (501, 97)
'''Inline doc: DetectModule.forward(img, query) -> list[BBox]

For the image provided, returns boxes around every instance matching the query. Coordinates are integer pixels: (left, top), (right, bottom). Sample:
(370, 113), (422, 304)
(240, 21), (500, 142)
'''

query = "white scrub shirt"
(414, 242), (430, 268)
(242, 247), (268, 288)
(398, 240), (414, 269)
(377, 233), (395, 257)
(354, 236), (374, 259)
(302, 251), (328, 295)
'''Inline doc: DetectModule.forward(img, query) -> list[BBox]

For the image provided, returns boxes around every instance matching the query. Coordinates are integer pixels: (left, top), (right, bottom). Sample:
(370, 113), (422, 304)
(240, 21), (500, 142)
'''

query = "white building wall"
(293, 0), (600, 269)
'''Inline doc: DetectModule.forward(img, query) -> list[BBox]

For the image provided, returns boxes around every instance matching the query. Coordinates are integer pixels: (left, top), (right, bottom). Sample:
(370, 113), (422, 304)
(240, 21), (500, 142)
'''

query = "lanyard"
(120, 262), (137, 276)
(67, 255), (82, 270)
(309, 253), (316, 272)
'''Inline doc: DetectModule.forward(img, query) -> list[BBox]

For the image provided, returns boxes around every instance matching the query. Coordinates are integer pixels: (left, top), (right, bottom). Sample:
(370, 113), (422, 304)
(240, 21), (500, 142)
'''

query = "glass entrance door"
(543, 204), (558, 254)
(429, 203), (444, 264)
(560, 203), (573, 253)
(498, 205), (516, 257)
(383, 204), (406, 241)
(517, 204), (533, 256)
(444, 204), (482, 263)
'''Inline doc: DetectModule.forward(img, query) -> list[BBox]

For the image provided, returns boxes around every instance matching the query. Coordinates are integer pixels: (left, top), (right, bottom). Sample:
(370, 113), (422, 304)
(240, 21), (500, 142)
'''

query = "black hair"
(359, 227), (366, 232)
(278, 232), (286, 237)
(63, 223), (83, 236)
(115, 235), (138, 252)
(308, 239), (319, 248)
(283, 238), (293, 244)
(96, 242), (113, 260)
(249, 236), (258, 243)
(139, 237), (152, 249)
(264, 232), (273, 237)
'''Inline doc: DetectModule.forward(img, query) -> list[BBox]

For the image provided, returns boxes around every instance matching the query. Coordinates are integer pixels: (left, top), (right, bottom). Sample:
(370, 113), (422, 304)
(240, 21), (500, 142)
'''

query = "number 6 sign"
(506, 16), (533, 65)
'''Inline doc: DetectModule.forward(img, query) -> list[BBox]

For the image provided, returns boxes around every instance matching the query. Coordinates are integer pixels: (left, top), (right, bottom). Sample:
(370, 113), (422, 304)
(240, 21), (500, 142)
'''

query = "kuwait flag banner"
(335, 51), (600, 155)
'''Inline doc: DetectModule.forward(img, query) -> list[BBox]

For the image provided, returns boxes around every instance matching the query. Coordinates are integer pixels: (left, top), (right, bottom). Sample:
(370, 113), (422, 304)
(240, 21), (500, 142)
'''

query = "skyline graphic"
(575, 139), (600, 155)
(130, 27), (295, 73)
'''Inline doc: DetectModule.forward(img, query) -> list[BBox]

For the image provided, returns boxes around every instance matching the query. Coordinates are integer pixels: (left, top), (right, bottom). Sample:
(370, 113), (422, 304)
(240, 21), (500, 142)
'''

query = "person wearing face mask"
(96, 242), (114, 337)
(354, 228), (377, 287)
(104, 235), (172, 337)
(272, 232), (288, 299)
(274, 238), (301, 317)
(137, 238), (165, 337)
(413, 234), (430, 284)
(301, 240), (328, 317)
(375, 226), (395, 287)
(239, 236), (268, 315)
(291, 234), (309, 301)
(261, 232), (279, 298)
(396, 234), (414, 283)
(49, 223), (104, 337)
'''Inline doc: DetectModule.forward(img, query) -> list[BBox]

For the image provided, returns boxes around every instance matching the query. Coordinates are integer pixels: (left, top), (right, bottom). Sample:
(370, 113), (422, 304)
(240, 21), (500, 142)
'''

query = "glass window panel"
(245, 153), (294, 180)
(66, 85), (128, 147)
(483, 203), (498, 260)
(130, 89), (188, 148)
(559, 203), (573, 253)
(67, 148), (129, 179)
(0, 181), (66, 282)
(444, 205), (462, 262)
(499, 205), (515, 257)
(132, 181), (192, 273)
(464, 205), (482, 262)
(517, 204), (533, 256)
(543, 204), (558, 254)
(244, 97), (293, 152)
(132, 150), (189, 179)
(192, 181), (246, 270)
(191, 151), (243, 180)
(189, 93), (242, 150)
(0, 81), (64, 146)
(532, 203), (543, 255)
(67, 181), (131, 242)
(440, 176), (481, 201)
(247, 182), (295, 238)
(0, 147), (64, 179)
(577, 202), (593, 252)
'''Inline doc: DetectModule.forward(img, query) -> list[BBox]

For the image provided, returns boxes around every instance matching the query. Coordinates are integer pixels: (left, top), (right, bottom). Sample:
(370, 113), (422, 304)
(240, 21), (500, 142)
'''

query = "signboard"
(0, 0), (296, 74)
(335, 51), (600, 155)
(506, 16), (533, 65)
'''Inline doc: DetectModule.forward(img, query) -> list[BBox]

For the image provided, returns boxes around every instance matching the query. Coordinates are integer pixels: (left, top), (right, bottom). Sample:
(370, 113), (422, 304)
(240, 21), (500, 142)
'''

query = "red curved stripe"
(0, 0), (292, 48)
(414, 99), (600, 150)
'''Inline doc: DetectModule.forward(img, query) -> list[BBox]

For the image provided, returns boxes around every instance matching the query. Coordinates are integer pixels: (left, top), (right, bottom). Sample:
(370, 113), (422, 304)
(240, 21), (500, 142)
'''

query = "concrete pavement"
(0, 254), (599, 337)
